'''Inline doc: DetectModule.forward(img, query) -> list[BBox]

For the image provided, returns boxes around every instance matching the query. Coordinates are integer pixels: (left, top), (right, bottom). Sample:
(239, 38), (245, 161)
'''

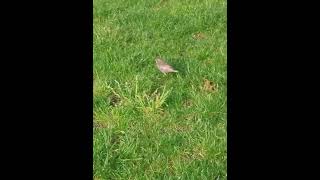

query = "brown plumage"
(155, 57), (178, 74)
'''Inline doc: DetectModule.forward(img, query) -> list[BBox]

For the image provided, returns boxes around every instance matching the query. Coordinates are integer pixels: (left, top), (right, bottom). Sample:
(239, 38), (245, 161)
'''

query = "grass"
(93, 0), (227, 179)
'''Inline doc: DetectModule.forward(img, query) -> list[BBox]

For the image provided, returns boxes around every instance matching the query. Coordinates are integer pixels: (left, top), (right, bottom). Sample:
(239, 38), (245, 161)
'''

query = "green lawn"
(93, 0), (227, 179)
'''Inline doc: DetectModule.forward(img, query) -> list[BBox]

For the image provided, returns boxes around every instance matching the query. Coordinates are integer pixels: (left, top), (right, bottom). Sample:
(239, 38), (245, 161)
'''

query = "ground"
(94, 0), (226, 179)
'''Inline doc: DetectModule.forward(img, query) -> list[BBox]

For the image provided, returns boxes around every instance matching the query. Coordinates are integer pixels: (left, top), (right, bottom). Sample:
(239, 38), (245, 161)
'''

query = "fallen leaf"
(93, 121), (108, 129)
(108, 93), (121, 107)
(204, 59), (214, 65)
(183, 113), (196, 121)
(153, 0), (169, 11)
(168, 160), (176, 175)
(192, 32), (206, 40)
(202, 79), (217, 92)
(183, 100), (193, 108)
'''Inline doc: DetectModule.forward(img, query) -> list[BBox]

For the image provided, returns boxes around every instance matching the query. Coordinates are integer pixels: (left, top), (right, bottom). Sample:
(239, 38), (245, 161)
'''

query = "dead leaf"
(109, 93), (121, 107)
(191, 146), (207, 160)
(168, 160), (176, 175)
(192, 32), (206, 40)
(204, 59), (214, 65)
(202, 79), (217, 92)
(183, 113), (196, 121)
(170, 124), (191, 133)
(153, 0), (169, 11)
(183, 100), (193, 108)
(93, 121), (108, 129)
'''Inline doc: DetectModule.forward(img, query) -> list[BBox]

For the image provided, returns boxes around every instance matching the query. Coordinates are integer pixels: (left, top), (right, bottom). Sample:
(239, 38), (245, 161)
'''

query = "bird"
(155, 57), (178, 74)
